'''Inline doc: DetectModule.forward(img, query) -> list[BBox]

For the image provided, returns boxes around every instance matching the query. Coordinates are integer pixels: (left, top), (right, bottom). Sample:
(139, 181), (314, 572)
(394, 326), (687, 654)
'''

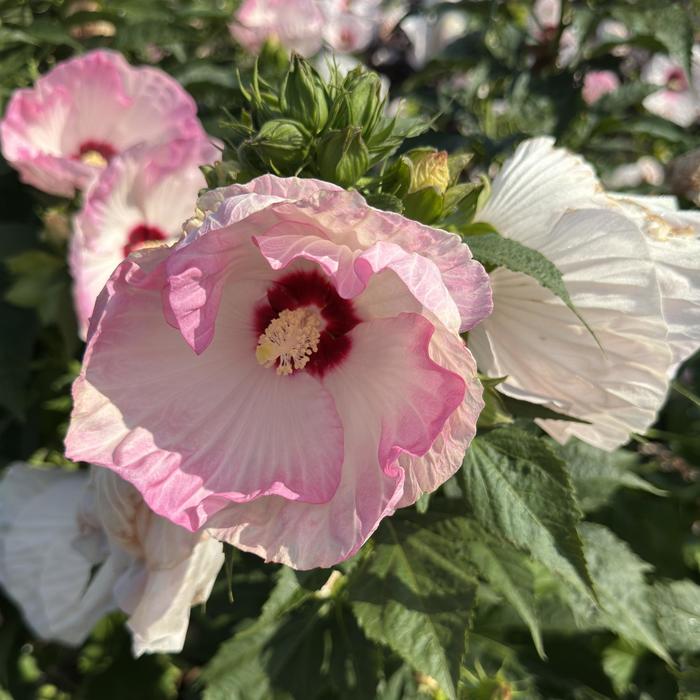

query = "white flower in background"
(642, 47), (700, 127)
(400, 8), (468, 69)
(528, 0), (579, 67)
(604, 156), (664, 189)
(470, 137), (700, 450)
(0, 464), (224, 656)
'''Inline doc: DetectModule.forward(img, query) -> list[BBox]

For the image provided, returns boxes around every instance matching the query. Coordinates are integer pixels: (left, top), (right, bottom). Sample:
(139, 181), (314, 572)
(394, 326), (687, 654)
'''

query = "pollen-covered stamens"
(256, 307), (322, 375)
(75, 140), (117, 168)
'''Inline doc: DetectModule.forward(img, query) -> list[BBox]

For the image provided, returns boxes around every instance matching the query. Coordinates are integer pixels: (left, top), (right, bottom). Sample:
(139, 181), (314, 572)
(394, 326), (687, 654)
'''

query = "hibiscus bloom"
(65, 175), (491, 569)
(582, 70), (620, 105)
(469, 137), (700, 450)
(230, 0), (326, 57)
(70, 137), (219, 337)
(642, 47), (700, 127)
(0, 463), (223, 655)
(0, 49), (207, 197)
(231, 0), (383, 57)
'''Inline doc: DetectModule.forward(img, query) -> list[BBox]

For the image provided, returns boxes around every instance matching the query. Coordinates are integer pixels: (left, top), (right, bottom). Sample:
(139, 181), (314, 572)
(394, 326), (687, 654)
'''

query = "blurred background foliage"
(0, 1), (699, 699)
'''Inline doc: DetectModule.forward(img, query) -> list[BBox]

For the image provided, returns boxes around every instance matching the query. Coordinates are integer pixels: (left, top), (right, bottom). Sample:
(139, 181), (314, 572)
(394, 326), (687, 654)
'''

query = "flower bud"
(283, 54), (329, 133)
(317, 126), (369, 188)
(407, 149), (450, 195)
(330, 68), (384, 136)
(243, 118), (310, 173)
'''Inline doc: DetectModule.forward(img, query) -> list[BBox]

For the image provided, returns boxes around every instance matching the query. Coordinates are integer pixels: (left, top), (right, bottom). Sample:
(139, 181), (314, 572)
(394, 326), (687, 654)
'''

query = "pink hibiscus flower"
(642, 47), (700, 127)
(582, 70), (620, 105)
(230, 0), (382, 57)
(65, 175), (492, 569)
(70, 137), (220, 337)
(0, 50), (207, 197)
(230, 0), (326, 57)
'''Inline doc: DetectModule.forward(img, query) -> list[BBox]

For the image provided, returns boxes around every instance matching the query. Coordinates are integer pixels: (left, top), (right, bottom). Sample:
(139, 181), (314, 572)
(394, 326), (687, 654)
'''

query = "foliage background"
(0, 1), (699, 698)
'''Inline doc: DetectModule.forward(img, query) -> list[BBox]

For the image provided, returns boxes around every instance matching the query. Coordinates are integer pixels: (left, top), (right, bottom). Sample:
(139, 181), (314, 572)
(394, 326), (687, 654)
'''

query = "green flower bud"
(242, 119), (310, 173)
(407, 149), (450, 195)
(283, 54), (329, 133)
(317, 127), (369, 188)
(331, 68), (384, 136)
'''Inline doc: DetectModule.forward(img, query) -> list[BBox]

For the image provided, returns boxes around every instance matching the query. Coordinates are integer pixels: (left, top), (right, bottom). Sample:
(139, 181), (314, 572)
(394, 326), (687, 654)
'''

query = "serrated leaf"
(558, 439), (665, 513)
(577, 524), (671, 664)
(201, 568), (322, 700)
(463, 232), (598, 346)
(348, 513), (478, 699)
(653, 580), (700, 653)
(461, 428), (592, 595)
(459, 519), (545, 658)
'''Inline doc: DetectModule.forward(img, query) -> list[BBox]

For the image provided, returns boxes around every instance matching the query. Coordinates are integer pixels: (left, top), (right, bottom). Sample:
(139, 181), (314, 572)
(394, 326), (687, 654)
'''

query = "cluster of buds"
(214, 54), (428, 189)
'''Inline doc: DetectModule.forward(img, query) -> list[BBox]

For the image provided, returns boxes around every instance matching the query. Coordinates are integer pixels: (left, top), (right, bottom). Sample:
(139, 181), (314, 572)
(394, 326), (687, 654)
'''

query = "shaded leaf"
(461, 428), (592, 594)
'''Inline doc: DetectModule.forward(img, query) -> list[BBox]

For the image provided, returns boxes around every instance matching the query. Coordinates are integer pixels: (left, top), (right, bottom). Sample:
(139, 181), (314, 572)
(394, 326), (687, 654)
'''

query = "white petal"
(471, 209), (672, 450)
(0, 465), (117, 645)
(476, 137), (606, 249)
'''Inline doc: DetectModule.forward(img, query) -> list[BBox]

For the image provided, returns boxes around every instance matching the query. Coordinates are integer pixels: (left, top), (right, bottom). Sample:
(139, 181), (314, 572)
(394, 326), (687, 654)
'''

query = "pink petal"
(1, 49), (207, 196)
(398, 324), (483, 507)
(210, 313), (465, 569)
(66, 246), (345, 532)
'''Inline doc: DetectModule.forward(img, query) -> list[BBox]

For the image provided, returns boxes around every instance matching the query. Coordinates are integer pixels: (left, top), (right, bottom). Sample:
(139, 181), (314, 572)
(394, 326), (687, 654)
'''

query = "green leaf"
(461, 428), (592, 595)
(459, 519), (545, 658)
(577, 524), (671, 664)
(403, 186), (443, 224)
(463, 233), (598, 345)
(364, 192), (404, 214)
(201, 568), (322, 700)
(500, 395), (592, 425)
(653, 580), (700, 653)
(558, 439), (665, 513)
(348, 513), (478, 699)
(601, 638), (645, 697)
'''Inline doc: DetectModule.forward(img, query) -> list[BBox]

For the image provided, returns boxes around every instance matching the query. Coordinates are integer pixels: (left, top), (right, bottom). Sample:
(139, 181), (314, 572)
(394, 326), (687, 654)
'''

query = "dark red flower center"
(667, 67), (688, 92)
(254, 269), (361, 378)
(123, 224), (167, 257)
(74, 140), (117, 165)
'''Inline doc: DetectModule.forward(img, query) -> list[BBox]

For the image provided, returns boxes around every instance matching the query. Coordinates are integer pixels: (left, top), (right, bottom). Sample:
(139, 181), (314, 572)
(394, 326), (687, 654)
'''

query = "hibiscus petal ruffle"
(66, 247), (345, 531)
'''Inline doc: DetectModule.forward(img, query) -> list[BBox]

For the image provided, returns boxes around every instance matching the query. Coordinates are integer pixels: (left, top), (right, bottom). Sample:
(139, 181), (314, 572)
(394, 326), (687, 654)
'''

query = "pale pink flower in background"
(0, 464), (223, 656)
(65, 175), (492, 569)
(582, 70), (620, 104)
(230, 0), (325, 57)
(321, 0), (383, 54)
(604, 156), (664, 189)
(231, 0), (385, 56)
(0, 50), (207, 197)
(470, 137), (700, 451)
(69, 137), (219, 337)
(642, 47), (700, 127)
